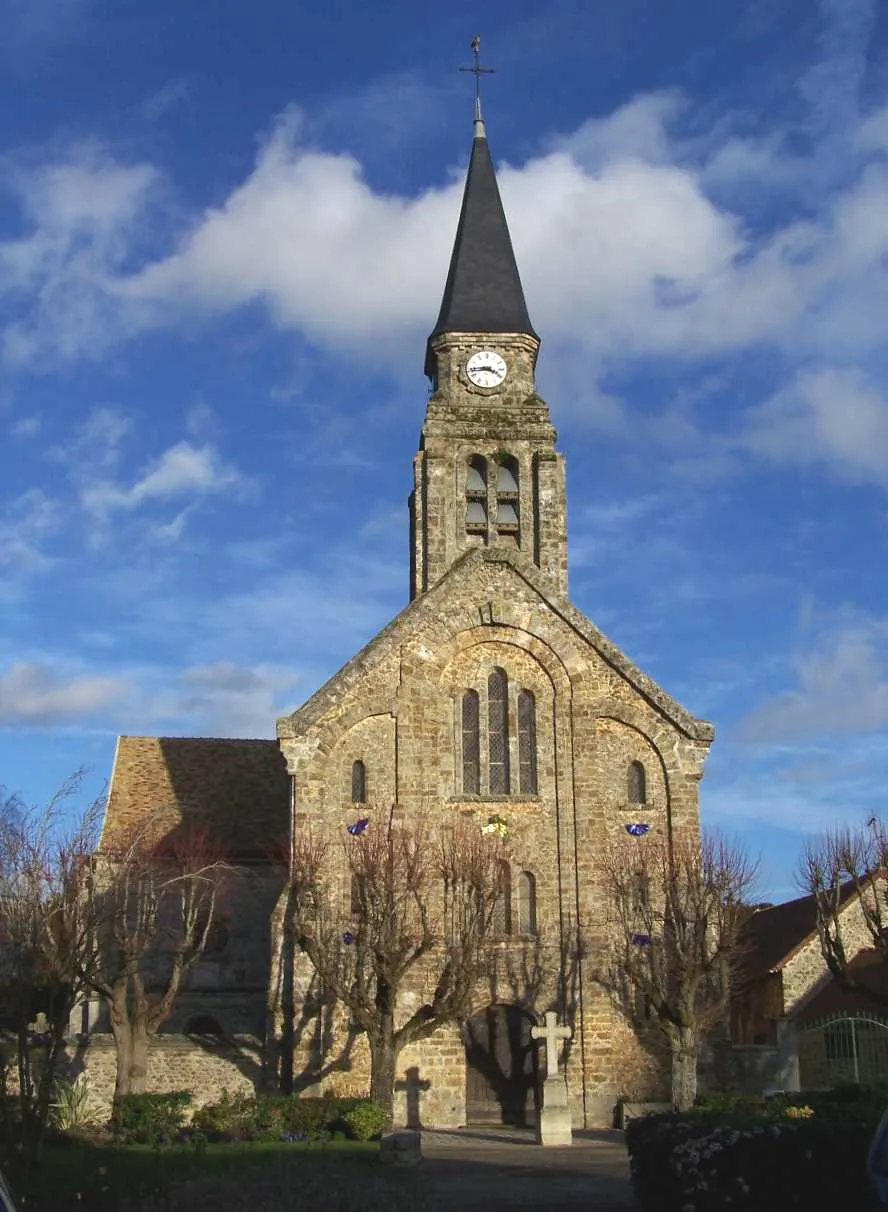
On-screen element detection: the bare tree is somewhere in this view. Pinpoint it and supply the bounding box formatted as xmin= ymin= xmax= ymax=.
xmin=799 ymin=817 xmax=888 ymax=998
xmin=88 ymin=821 xmax=229 ymax=1110
xmin=0 ymin=772 xmax=104 ymax=1161
xmin=286 ymin=815 xmax=508 ymax=1125
xmin=598 ymin=832 xmax=756 ymax=1110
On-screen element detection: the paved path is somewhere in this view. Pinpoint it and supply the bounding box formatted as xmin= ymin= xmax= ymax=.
xmin=414 ymin=1127 xmax=639 ymax=1211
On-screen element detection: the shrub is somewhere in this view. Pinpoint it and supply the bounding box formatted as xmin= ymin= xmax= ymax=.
xmin=50 ymin=1072 xmax=101 ymax=1130
xmin=116 ymin=1091 xmax=192 ymax=1144
xmin=694 ymin=1091 xmax=766 ymax=1116
xmin=768 ymin=1081 xmax=888 ymax=1124
xmin=190 ymin=1092 xmax=375 ymax=1144
xmin=340 ymin=1099 xmax=387 ymax=1142
xmin=627 ymin=1109 xmax=874 ymax=1212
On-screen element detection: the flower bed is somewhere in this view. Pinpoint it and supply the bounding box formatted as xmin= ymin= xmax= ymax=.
xmin=626 ymin=1100 xmax=877 ymax=1212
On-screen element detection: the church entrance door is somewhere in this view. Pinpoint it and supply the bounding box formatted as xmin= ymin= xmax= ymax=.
xmin=464 ymin=1003 xmax=538 ymax=1126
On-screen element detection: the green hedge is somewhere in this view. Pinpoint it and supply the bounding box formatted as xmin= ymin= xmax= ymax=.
xmin=190 ymin=1092 xmax=386 ymax=1143
xmin=116 ymin=1091 xmax=193 ymax=1143
xmin=626 ymin=1105 xmax=876 ymax=1212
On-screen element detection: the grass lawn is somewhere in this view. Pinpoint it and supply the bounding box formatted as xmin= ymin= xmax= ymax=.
xmin=8 ymin=1138 xmax=426 ymax=1211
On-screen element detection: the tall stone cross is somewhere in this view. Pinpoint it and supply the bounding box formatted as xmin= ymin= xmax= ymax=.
xmin=531 ymin=1011 xmax=571 ymax=1080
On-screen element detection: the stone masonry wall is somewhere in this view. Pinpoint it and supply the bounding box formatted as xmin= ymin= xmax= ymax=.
xmin=782 ymin=896 xmax=876 ymax=1013
xmin=68 ymin=1035 xmax=263 ymax=1120
xmin=276 ymin=549 xmax=711 ymax=1130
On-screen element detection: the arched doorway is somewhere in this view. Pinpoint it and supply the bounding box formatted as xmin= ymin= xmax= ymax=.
xmin=463 ymin=1003 xmax=538 ymax=1126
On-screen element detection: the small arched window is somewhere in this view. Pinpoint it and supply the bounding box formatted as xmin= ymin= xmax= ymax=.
xmin=462 ymin=690 xmax=481 ymax=795
xmin=488 ymin=668 xmax=510 ymax=794
xmin=351 ymin=760 xmax=367 ymax=804
xmin=350 ymin=874 xmax=363 ymax=917
xmin=517 ymin=689 xmax=538 ymax=794
xmin=492 ymin=860 xmax=512 ymax=936
xmin=496 ymin=457 xmax=519 ymax=529
xmin=517 ymin=872 xmax=537 ymax=936
xmin=627 ymin=760 xmax=647 ymax=805
xmin=466 ymin=456 xmax=487 ymax=533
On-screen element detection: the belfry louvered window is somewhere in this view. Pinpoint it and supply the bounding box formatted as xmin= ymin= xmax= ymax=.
xmin=462 ymin=690 xmax=481 ymax=794
xmin=517 ymin=689 xmax=538 ymax=794
xmin=488 ymin=667 xmax=510 ymax=794
xmin=351 ymin=760 xmax=366 ymax=804
xmin=495 ymin=457 xmax=519 ymax=529
xmin=466 ymin=456 xmax=487 ymax=533
xmin=627 ymin=760 xmax=646 ymax=805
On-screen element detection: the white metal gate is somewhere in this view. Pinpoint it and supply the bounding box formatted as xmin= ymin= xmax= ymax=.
xmin=799 ymin=1013 xmax=888 ymax=1087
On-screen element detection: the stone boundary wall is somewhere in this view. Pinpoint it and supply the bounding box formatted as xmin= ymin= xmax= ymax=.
xmin=66 ymin=1034 xmax=264 ymax=1119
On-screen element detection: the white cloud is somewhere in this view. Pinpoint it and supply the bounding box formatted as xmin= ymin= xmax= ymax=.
xmin=140 ymin=78 xmax=193 ymax=124
xmin=0 ymin=489 xmax=60 ymax=573
xmin=10 ymin=415 xmax=41 ymax=439
xmin=2 ymin=70 xmax=888 ymax=497
xmin=81 ymin=441 xmax=245 ymax=516
xmin=0 ymin=146 xmax=160 ymax=364
xmin=104 ymin=94 xmax=888 ymax=380
xmin=0 ymin=654 xmax=299 ymax=736
xmin=743 ymin=367 xmax=888 ymax=485
xmin=551 ymin=91 xmax=686 ymax=169
xmin=51 ymin=405 xmax=132 ymax=471
xmin=741 ymin=619 xmax=888 ymax=741
xmin=171 ymin=662 xmax=301 ymax=736
xmin=0 ymin=661 xmax=127 ymax=725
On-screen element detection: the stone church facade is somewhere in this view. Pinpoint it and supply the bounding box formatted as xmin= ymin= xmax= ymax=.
xmin=94 ymin=112 xmax=714 ymax=1129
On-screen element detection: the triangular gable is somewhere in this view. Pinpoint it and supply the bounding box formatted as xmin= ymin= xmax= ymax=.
xmin=278 ymin=547 xmax=713 ymax=742
xmin=742 ymin=880 xmax=860 ymax=979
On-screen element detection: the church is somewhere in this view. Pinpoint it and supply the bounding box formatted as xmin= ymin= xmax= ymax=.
xmin=98 ymin=100 xmax=715 ymax=1129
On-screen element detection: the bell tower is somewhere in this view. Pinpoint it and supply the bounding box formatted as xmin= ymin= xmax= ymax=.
xmin=409 ymin=84 xmax=567 ymax=601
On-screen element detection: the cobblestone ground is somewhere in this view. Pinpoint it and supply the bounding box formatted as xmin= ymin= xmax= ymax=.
xmin=415 ymin=1128 xmax=640 ymax=1211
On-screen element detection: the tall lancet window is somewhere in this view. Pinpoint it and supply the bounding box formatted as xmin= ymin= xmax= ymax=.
xmin=517 ymin=872 xmax=537 ymax=936
xmin=495 ymin=457 xmax=520 ymax=531
xmin=492 ymin=860 xmax=512 ymax=936
xmin=627 ymin=760 xmax=647 ymax=805
xmin=466 ymin=456 xmax=487 ymax=534
xmin=517 ymin=690 xmax=538 ymax=794
xmin=488 ymin=667 xmax=510 ymax=794
xmin=462 ymin=690 xmax=481 ymax=795
xmin=351 ymin=760 xmax=366 ymax=804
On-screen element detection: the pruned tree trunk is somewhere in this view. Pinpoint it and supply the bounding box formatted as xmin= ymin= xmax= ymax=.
xmin=110 ymin=1013 xmax=151 ymax=1103
xmin=669 ymin=1025 xmax=698 ymax=1111
xmin=368 ymin=1026 xmax=398 ymax=1128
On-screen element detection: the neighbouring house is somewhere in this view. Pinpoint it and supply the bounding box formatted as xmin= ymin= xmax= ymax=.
xmin=730 ymin=884 xmax=888 ymax=1092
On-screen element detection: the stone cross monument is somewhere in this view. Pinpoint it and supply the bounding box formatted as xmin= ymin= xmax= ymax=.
xmin=531 ymin=1011 xmax=573 ymax=1146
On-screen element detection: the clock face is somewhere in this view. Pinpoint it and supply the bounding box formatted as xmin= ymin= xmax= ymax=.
xmin=466 ymin=350 xmax=508 ymax=388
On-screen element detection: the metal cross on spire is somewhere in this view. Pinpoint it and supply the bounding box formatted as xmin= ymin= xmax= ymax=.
xmin=459 ymin=34 xmax=495 ymax=136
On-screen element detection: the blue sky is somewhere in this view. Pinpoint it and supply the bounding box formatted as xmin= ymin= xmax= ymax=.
xmin=1 ymin=0 xmax=887 ymax=902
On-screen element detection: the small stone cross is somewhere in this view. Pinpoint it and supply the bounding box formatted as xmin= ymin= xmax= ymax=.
xmin=531 ymin=1011 xmax=571 ymax=1080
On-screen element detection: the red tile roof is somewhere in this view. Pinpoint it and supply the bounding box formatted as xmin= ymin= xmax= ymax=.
xmin=101 ymin=736 xmax=290 ymax=861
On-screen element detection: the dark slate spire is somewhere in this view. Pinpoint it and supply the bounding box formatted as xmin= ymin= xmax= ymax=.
xmin=426 ymin=122 xmax=538 ymax=375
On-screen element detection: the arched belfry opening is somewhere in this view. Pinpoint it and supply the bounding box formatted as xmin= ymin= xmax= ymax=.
xmin=463 ymin=1003 xmax=539 ymax=1126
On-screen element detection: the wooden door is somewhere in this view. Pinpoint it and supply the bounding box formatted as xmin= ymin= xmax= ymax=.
xmin=464 ymin=1004 xmax=538 ymax=1126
